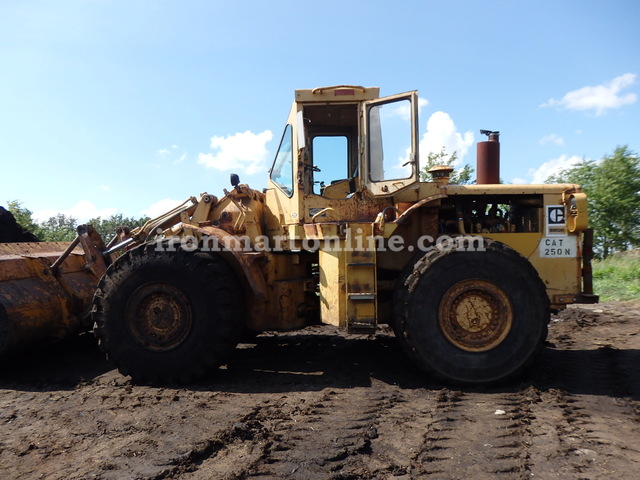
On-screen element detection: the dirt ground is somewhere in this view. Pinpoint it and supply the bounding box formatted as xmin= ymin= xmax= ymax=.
xmin=1 ymin=301 xmax=639 ymax=480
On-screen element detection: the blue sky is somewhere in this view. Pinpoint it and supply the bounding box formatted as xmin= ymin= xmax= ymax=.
xmin=1 ymin=0 xmax=638 ymax=222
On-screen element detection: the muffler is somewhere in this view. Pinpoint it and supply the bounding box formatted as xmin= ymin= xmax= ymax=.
xmin=477 ymin=130 xmax=500 ymax=184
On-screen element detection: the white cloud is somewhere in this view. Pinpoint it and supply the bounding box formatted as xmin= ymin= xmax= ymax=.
xmin=173 ymin=152 xmax=187 ymax=165
xmin=539 ymin=133 xmax=565 ymax=146
xmin=33 ymin=200 xmax=118 ymax=223
xmin=419 ymin=111 xmax=474 ymax=165
xmin=198 ymin=130 xmax=273 ymax=175
xmin=157 ymin=145 xmax=187 ymax=165
xmin=141 ymin=198 xmax=183 ymax=219
xmin=387 ymin=97 xmax=429 ymax=121
xmin=527 ymin=154 xmax=583 ymax=184
xmin=541 ymin=73 xmax=637 ymax=116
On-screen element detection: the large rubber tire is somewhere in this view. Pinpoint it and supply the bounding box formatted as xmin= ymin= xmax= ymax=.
xmin=93 ymin=244 xmax=243 ymax=384
xmin=393 ymin=238 xmax=549 ymax=385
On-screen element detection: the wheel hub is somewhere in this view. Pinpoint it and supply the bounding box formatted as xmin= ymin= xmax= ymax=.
xmin=438 ymin=279 xmax=513 ymax=352
xmin=126 ymin=283 xmax=193 ymax=351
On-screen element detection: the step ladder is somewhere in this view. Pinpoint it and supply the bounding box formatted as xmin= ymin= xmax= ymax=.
xmin=345 ymin=225 xmax=377 ymax=334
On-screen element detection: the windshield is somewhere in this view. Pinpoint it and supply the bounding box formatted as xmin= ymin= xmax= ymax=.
xmin=269 ymin=124 xmax=294 ymax=196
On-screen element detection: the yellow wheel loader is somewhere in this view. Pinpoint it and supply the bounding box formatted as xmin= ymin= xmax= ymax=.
xmin=0 ymin=86 xmax=597 ymax=384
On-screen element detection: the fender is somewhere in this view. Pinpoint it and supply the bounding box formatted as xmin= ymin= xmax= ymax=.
xmin=392 ymin=193 xmax=447 ymax=225
xmin=188 ymin=225 xmax=269 ymax=305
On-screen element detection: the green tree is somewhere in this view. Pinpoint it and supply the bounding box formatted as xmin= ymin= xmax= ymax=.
xmin=6 ymin=200 xmax=44 ymax=240
xmin=5 ymin=201 xmax=151 ymax=243
xmin=87 ymin=214 xmax=150 ymax=241
xmin=547 ymin=146 xmax=640 ymax=258
xmin=420 ymin=148 xmax=474 ymax=185
xmin=38 ymin=214 xmax=78 ymax=242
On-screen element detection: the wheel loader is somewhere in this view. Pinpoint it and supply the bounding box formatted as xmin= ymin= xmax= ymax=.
xmin=0 ymin=85 xmax=597 ymax=384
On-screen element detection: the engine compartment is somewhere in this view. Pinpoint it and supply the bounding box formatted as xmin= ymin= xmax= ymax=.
xmin=438 ymin=194 xmax=542 ymax=235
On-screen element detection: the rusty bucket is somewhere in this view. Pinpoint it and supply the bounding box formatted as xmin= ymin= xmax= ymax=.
xmin=0 ymin=242 xmax=100 ymax=355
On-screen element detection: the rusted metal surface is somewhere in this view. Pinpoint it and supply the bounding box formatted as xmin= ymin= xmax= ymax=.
xmin=0 ymin=242 xmax=76 ymax=257
xmin=50 ymin=237 xmax=81 ymax=274
xmin=303 ymin=188 xmax=393 ymax=224
xmin=438 ymin=279 xmax=513 ymax=352
xmin=126 ymin=283 xmax=193 ymax=351
xmin=0 ymin=242 xmax=100 ymax=355
xmin=392 ymin=194 xmax=447 ymax=226
xmin=115 ymin=226 xmax=133 ymax=246
xmin=477 ymin=130 xmax=500 ymax=185
xmin=77 ymin=225 xmax=108 ymax=278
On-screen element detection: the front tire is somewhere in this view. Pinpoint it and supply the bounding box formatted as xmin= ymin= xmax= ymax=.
xmin=93 ymin=244 xmax=242 ymax=384
xmin=393 ymin=239 xmax=549 ymax=384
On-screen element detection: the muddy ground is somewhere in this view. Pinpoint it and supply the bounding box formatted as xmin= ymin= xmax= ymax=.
xmin=1 ymin=302 xmax=639 ymax=480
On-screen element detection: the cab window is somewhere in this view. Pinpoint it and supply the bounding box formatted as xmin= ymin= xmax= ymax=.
xmin=270 ymin=124 xmax=294 ymax=196
xmin=311 ymin=135 xmax=348 ymax=194
xmin=368 ymin=98 xmax=413 ymax=181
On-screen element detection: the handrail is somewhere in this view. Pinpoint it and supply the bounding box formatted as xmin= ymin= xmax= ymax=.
xmin=311 ymin=85 xmax=367 ymax=94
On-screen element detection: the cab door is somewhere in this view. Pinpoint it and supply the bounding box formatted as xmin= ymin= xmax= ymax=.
xmin=362 ymin=91 xmax=419 ymax=196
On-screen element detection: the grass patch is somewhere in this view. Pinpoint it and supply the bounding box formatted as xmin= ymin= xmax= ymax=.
xmin=592 ymin=249 xmax=640 ymax=301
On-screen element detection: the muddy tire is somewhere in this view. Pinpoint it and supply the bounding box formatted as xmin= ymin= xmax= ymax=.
xmin=93 ymin=244 xmax=243 ymax=384
xmin=393 ymin=238 xmax=549 ymax=385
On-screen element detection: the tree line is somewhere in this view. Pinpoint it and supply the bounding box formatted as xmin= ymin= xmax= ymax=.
xmin=5 ymin=200 xmax=149 ymax=243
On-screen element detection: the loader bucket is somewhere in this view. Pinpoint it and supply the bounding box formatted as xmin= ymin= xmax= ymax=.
xmin=0 ymin=242 xmax=101 ymax=355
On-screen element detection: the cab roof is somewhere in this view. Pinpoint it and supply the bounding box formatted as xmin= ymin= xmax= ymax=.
xmin=295 ymin=85 xmax=380 ymax=103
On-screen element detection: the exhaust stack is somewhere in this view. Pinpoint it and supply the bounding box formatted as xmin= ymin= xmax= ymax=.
xmin=477 ymin=130 xmax=500 ymax=184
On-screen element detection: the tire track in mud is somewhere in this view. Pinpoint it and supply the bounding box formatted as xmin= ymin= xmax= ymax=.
xmin=166 ymin=381 xmax=436 ymax=479
xmin=245 ymin=386 xmax=394 ymax=479
xmin=526 ymin=340 xmax=640 ymax=479
xmin=394 ymin=389 xmax=534 ymax=479
xmin=139 ymin=382 xmax=407 ymax=479
xmin=236 ymin=385 xmax=539 ymax=480
xmin=146 ymin=405 xmax=275 ymax=480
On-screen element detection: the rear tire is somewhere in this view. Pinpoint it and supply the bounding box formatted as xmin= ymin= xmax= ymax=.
xmin=93 ymin=244 xmax=242 ymax=384
xmin=393 ymin=239 xmax=549 ymax=385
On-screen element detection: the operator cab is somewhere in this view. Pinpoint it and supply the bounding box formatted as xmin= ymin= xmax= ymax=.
xmin=268 ymin=86 xmax=420 ymax=224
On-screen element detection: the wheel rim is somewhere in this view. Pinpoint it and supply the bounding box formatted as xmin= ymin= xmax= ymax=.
xmin=438 ymin=279 xmax=513 ymax=352
xmin=126 ymin=283 xmax=193 ymax=351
